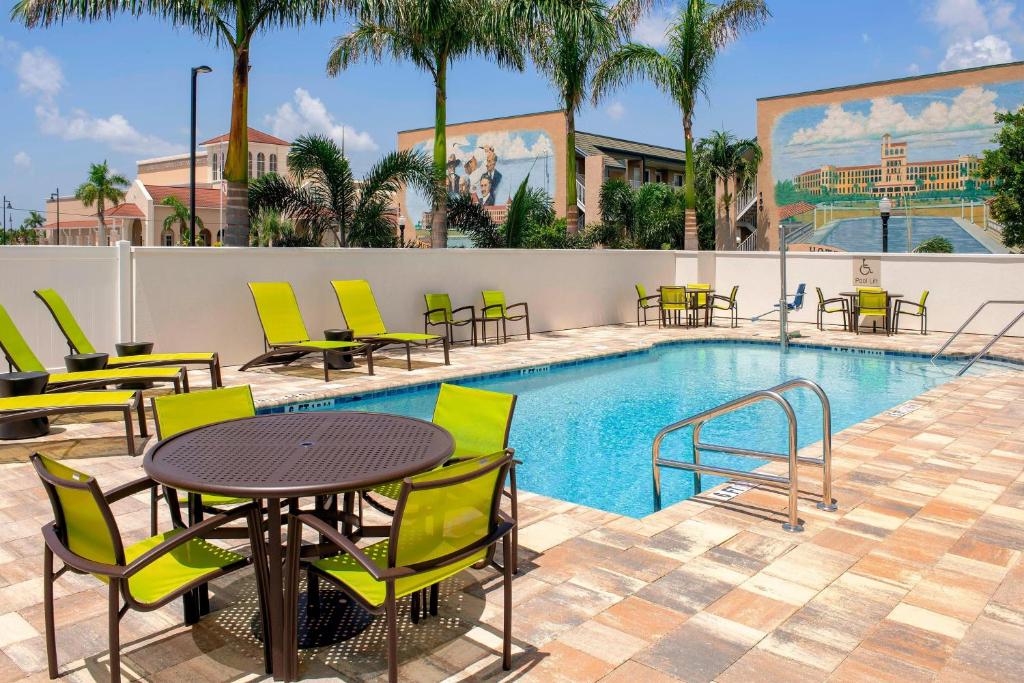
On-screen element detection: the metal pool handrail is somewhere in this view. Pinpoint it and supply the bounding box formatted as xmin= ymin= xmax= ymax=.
xmin=930 ymin=300 xmax=1024 ymax=376
xmin=651 ymin=378 xmax=836 ymax=532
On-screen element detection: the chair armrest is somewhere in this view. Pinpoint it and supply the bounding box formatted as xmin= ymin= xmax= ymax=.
xmin=711 ymin=294 xmax=733 ymax=304
xmin=423 ymin=307 xmax=448 ymax=321
xmin=42 ymin=523 xmax=125 ymax=578
xmin=822 ymin=297 xmax=848 ymax=306
xmin=123 ymin=503 xmax=258 ymax=578
xmin=638 ymin=295 xmax=661 ymax=303
xmin=105 ymin=476 xmax=158 ymax=504
xmin=399 ymin=520 xmax=515 ymax=575
xmin=450 ymin=305 xmax=476 ymax=318
xmin=481 ymin=303 xmax=505 ymax=316
xmin=505 ymin=302 xmax=528 ymax=313
xmin=292 ymin=512 xmax=402 ymax=581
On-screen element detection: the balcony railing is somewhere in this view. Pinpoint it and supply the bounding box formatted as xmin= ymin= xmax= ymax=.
xmin=737 ymin=232 xmax=757 ymax=251
xmin=733 ymin=179 xmax=758 ymax=221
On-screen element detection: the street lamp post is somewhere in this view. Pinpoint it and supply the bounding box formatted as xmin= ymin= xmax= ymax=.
xmin=50 ymin=190 xmax=60 ymax=245
xmin=190 ymin=65 xmax=213 ymax=247
xmin=398 ymin=213 xmax=406 ymax=247
xmin=879 ymin=196 xmax=892 ymax=253
xmin=2 ymin=196 xmax=10 ymax=239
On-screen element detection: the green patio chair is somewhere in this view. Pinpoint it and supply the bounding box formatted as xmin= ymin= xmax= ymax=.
xmin=481 ymin=290 xmax=531 ymax=343
xmin=332 ymin=279 xmax=449 ymax=370
xmin=815 ymin=287 xmax=849 ymax=331
xmin=687 ymin=283 xmax=712 ymax=326
xmin=285 ymin=452 xmax=515 ymax=683
xmin=635 ymin=284 xmax=660 ymax=326
xmin=1 ymin=390 xmax=147 ymax=455
xmin=423 ymin=293 xmax=476 ymax=345
xmin=32 ymin=453 xmax=261 ymax=682
xmin=659 ymin=286 xmax=688 ymax=327
xmin=854 ymin=289 xmax=890 ymax=335
xmin=241 ymin=282 xmax=374 ymax=381
xmin=0 ymin=304 xmax=189 ymax=394
xmin=710 ymin=285 xmax=740 ymax=328
xmin=33 ymin=289 xmax=223 ymax=388
xmin=893 ymin=290 xmax=929 ymax=335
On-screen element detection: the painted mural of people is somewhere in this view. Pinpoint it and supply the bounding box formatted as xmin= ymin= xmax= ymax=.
xmin=480 ymin=145 xmax=502 ymax=195
xmin=445 ymin=154 xmax=461 ymax=193
xmin=459 ymin=176 xmax=471 ymax=195
xmin=478 ymin=176 xmax=496 ymax=206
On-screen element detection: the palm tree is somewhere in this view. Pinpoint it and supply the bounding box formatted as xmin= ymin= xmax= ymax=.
xmin=12 ymin=0 xmax=337 ymax=247
xmin=74 ymin=161 xmax=128 ymax=246
xmin=161 ymin=196 xmax=205 ymax=245
xmin=328 ymin=0 xmax=525 ymax=248
xmin=249 ymin=134 xmax=439 ymax=248
xmin=700 ymin=129 xmax=761 ymax=233
xmin=21 ymin=210 xmax=45 ymax=230
xmin=592 ymin=0 xmax=769 ymax=249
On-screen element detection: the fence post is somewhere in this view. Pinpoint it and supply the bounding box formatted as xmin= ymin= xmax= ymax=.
xmin=115 ymin=240 xmax=133 ymax=343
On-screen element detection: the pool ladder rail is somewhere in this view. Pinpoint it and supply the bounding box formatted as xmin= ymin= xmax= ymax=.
xmin=929 ymin=299 xmax=1024 ymax=376
xmin=652 ymin=378 xmax=837 ymax=533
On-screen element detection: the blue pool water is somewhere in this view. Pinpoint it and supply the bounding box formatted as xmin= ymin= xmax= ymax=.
xmin=811 ymin=216 xmax=991 ymax=253
xmin=293 ymin=342 xmax=961 ymax=517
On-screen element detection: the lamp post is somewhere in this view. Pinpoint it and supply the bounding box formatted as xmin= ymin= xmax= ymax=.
xmin=778 ymin=222 xmax=789 ymax=353
xmin=190 ymin=65 xmax=213 ymax=247
xmin=2 ymin=197 xmax=10 ymax=239
xmin=50 ymin=190 xmax=60 ymax=245
xmin=398 ymin=213 xmax=406 ymax=247
xmin=879 ymin=196 xmax=892 ymax=253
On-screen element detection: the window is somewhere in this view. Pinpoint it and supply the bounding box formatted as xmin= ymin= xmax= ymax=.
xmin=257 ymin=152 xmax=265 ymax=176
xmin=269 ymin=154 xmax=278 ymax=174
xmin=161 ymin=228 xmax=174 ymax=246
xmin=211 ymin=152 xmax=219 ymax=181
xmin=248 ymin=152 xmax=253 ymax=178
xmin=674 ymin=174 xmax=683 ymax=187
xmin=643 ymin=169 xmax=650 ymax=183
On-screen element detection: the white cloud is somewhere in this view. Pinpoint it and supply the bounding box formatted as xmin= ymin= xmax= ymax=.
xmin=266 ymin=88 xmax=377 ymax=151
xmin=13 ymin=151 xmax=30 ymax=168
xmin=939 ymin=34 xmax=1014 ymax=69
xmin=606 ymin=101 xmax=626 ymax=121
xmin=17 ymin=47 xmax=63 ymax=100
xmin=788 ymin=86 xmax=999 ymax=145
xmin=633 ymin=8 xmax=675 ymax=48
xmin=907 ymin=62 xmax=921 ymax=74
xmin=35 ymin=104 xmax=178 ymax=155
xmin=861 ymin=33 xmax=871 ymax=43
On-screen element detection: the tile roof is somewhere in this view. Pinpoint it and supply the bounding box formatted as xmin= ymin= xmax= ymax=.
xmin=778 ymin=201 xmax=815 ymax=221
xmin=146 ymin=185 xmax=224 ymax=209
xmin=200 ymin=127 xmax=290 ymax=146
xmin=106 ymin=203 xmax=145 ymax=218
xmin=42 ymin=219 xmax=97 ymax=229
xmin=575 ymin=131 xmax=685 ymax=165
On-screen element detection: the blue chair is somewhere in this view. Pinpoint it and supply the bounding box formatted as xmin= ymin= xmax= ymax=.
xmin=774 ymin=283 xmax=806 ymax=313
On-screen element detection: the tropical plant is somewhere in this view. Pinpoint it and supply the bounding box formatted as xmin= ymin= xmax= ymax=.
xmin=977 ymin=108 xmax=1024 ymax=249
xmin=12 ymin=0 xmax=338 ymax=247
xmin=503 ymin=176 xmax=557 ymax=248
xmin=73 ymin=161 xmax=128 ymax=246
xmin=915 ymin=236 xmax=954 ymax=253
xmin=597 ymin=177 xmax=685 ymax=249
xmin=249 ymin=208 xmax=296 ymax=247
xmin=700 ymin=129 xmax=761 ymax=230
xmin=249 ymin=134 xmax=439 ymax=248
xmin=447 ymin=193 xmax=504 ymax=248
xmin=21 ymin=210 xmax=45 ymax=231
xmin=328 ymin=0 xmax=525 ymax=248
xmin=592 ymin=0 xmax=770 ymax=249
xmin=160 ymin=196 xmax=205 ymax=245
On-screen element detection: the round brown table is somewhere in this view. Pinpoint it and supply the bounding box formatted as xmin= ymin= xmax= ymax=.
xmin=144 ymin=411 xmax=454 ymax=679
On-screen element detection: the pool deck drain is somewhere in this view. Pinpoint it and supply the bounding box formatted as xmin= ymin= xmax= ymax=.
xmin=1 ymin=320 xmax=1022 ymax=681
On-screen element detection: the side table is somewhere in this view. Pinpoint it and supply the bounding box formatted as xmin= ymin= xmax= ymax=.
xmin=65 ymin=353 xmax=108 ymax=373
xmin=0 ymin=371 xmax=50 ymax=439
xmin=115 ymin=342 xmax=155 ymax=389
xmin=323 ymin=329 xmax=356 ymax=370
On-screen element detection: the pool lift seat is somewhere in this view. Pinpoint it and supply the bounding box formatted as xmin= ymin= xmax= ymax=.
xmin=751 ymin=283 xmax=805 ymax=322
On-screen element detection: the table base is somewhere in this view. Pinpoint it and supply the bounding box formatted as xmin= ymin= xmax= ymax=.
xmin=252 ymin=587 xmax=373 ymax=649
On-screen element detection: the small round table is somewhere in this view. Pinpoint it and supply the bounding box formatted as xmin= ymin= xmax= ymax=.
xmin=64 ymin=353 xmax=108 ymax=373
xmin=323 ymin=329 xmax=356 ymax=370
xmin=0 ymin=371 xmax=50 ymax=439
xmin=144 ymin=411 xmax=455 ymax=678
xmin=115 ymin=342 xmax=155 ymax=389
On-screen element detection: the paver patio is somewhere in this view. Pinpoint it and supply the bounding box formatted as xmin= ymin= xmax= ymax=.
xmin=1 ymin=319 xmax=1022 ymax=682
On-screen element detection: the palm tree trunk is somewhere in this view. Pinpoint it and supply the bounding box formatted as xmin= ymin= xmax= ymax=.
xmin=565 ymin=108 xmax=579 ymax=234
xmin=683 ymin=116 xmax=698 ymax=250
xmin=97 ymin=199 xmax=107 ymax=246
xmin=722 ymin=176 xmax=731 ymax=249
xmin=222 ymin=46 xmax=250 ymax=247
xmin=430 ymin=61 xmax=448 ymax=249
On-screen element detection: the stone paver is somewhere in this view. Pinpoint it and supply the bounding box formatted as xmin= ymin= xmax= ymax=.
xmin=1 ymin=319 xmax=1023 ymax=681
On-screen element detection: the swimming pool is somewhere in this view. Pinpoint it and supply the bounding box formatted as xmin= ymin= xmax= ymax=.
xmin=281 ymin=341 xmax=963 ymax=517
xmin=810 ymin=216 xmax=992 ymax=253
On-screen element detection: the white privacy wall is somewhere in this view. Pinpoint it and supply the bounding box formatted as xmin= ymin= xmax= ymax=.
xmin=0 ymin=246 xmax=119 ymax=368
xmin=132 ymin=247 xmax=681 ymax=365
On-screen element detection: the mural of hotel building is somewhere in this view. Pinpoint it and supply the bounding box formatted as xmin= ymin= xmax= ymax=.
xmin=793 ymin=134 xmax=982 ymax=197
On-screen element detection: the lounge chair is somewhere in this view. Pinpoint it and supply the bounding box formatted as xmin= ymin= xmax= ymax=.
xmin=285 ymin=452 xmax=515 ymax=683
xmin=33 ymin=288 xmax=222 ymax=388
xmin=816 ymin=287 xmax=849 ymax=331
xmin=1 ymin=390 xmax=147 ymax=455
xmin=710 ymin=285 xmax=739 ymax=328
xmin=240 ymin=282 xmax=374 ymax=381
xmin=481 ymin=290 xmax=531 ymax=343
xmin=635 ymin=284 xmax=660 ymax=326
xmin=32 ymin=454 xmax=260 ymax=681
xmin=0 ymin=304 xmax=188 ymax=393
xmin=423 ymin=293 xmax=477 ymax=345
xmin=894 ymin=291 xmax=929 ymax=335
xmin=332 ymin=279 xmax=449 ymax=370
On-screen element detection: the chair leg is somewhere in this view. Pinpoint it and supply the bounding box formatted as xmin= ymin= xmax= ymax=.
xmin=150 ymin=487 xmax=158 ymax=536
xmin=442 ymin=336 xmax=450 ymax=365
xmin=429 ymin=584 xmax=439 ymax=616
xmin=410 ymin=590 xmax=420 ymax=624
xmin=44 ymin=545 xmax=58 ymax=679
xmin=502 ymin=536 xmax=513 ymax=671
xmin=405 ymin=343 xmax=412 ymax=371
xmin=525 ymin=314 xmax=531 ymax=340
xmin=509 ymin=466 xmax=519 ymax=575
xmin=502 ymin=318 xmax=508 ymax=344
xmin=108 ymin=579 xmax=121 ymax=683
xmin=385 ymin=584 xmax=399 ymax=683
xmin=123 ymin=408 xmax=136 ymax=457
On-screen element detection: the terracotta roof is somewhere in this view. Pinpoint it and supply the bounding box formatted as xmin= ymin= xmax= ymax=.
xmin=146 ymin=185 xmax=223 ymax=209
xmin=778 ymin=201 xmax=815 ymax=221
xmin=106 ymin=203 xmax=145 ymax=218
xmin=42 ymin=219 xmax=97 ymax=229
xmin=200 ymin=127 xmax=290 ymax=146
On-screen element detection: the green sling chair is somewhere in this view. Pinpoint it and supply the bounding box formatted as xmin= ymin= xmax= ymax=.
xmin=687 ymin=283 xmax=712 ymax=326
xmin=284 ymin=452 xmax=515 ymax=683
xmin=481 ymin=290 xmax=531 ymax=344
xmin=815 ymin=287 xmax=849 ymax=331
xmin=241 ymin=282 xmax=374 ymax=381
xmin=893 ymin=290 xmax=929 ymax=335
xmin=2 ymin=390 xmax=147 ymax=455
xmin=33 ymin=288 xmax=223 ymax=388
xmin=332 ymin=279 xmax=449 ymax=370
xmin=32 ymin=453 xmax=262 ymax=682
xmin=0 ymin=303 xmax=189 ymax=393
xmin=423 ymin=293 xmax=477 ymax=345
xmin=659 ymin=286 xmax=688 ymax=327
xmin=855 ymin=289 xmax=891 ymax=335
xmin=635 ymin=284 xmax=660 ymax=326
xmin=710 ymin=285 xmax=740 ymax=328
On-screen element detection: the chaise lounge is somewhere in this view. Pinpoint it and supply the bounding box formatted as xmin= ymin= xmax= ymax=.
xmin=1 ymin=390 xmax=148 ymax=454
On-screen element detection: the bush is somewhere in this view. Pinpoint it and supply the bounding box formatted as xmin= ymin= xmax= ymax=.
xmin=915 ymin=236 xmax=954 ymax=253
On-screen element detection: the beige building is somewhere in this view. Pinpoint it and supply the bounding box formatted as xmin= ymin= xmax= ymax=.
xmin=42 ymin=128 xmax=292 ymax=246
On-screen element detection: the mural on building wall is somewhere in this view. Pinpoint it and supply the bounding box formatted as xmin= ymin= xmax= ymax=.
xmin=405 ymin=129 xmax=554 ymax=232
xmin=771 ymin=82 xmax=1024 ymax=209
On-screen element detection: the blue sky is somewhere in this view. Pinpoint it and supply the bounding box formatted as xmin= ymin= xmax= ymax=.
xmin=2 ymin=0 xmax=1023 ymax=226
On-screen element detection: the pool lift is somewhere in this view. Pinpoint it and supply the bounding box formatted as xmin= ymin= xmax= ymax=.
xmin=750 ymin=224 xmax=805 ymax=347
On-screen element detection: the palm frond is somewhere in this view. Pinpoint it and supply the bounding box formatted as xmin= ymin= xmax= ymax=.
xmin=592 ymin=42 xmax=675 ymax=105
